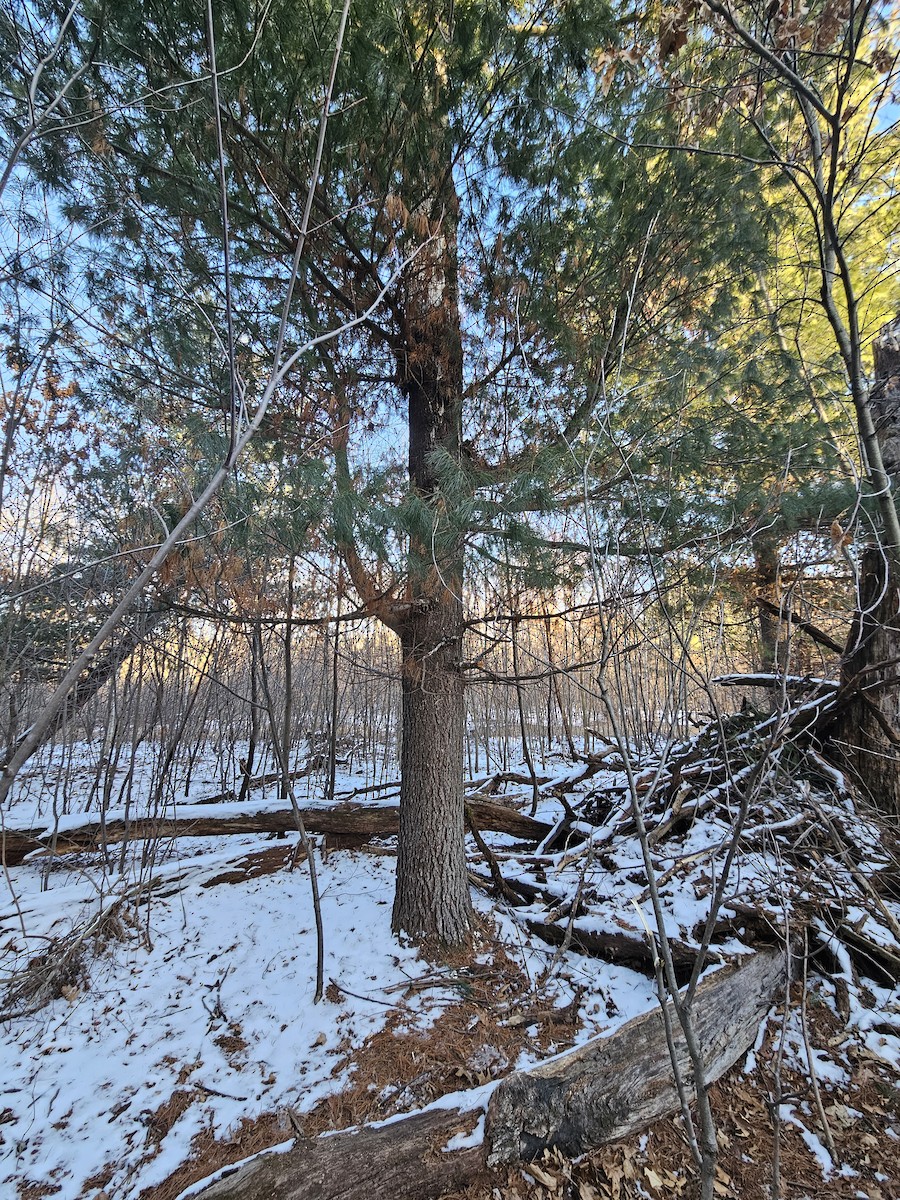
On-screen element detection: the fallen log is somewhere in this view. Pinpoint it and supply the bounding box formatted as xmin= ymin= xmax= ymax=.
xmin=182 ymin=946 xmax=789 ymax=1200
xmin=487 ymin=944 xmax=788 ymax=1163
xmin=1 ymin=800 xmax=553 ymax=867
xmin=187 ymin=1107 xmax=488 ymax=1200
xmin=522 ymin=916 xmax=700 ymax=981
xmin=821 ymin=912 xmax=900 ymax=986
xmin=713 ymin=672 xmax=838 ymax=691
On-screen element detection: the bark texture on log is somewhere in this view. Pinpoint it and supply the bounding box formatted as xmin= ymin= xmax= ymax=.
xmin=183 ymin=947 xmax=788 ymax=1200
xmin=1 ymin=799 xmax=551 ymax=867
xmin=486 ymin=945 xmax=787 ymax=1163
xmin=523 ymin=916 xmax=700 ymax=980
xmin=192 ymin=1107 xmax=486 ymax=1200
xmin=835 ymin=316 xmax=900 ymax=817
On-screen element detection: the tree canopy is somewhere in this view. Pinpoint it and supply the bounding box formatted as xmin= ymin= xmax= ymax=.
xmin=1 ymin=0 xmax=898 ymax=941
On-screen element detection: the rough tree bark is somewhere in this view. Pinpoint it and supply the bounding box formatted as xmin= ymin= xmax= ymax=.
xmin=834 ymin=317 xmax=900 ymax=817
xmin=389 ymin=176 xmax=473 ymax=945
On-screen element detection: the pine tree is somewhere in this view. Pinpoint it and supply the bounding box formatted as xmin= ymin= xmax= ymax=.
xmin=14 ymin=0 xmax=635 ymax=944
xmin=6 ymin=0 xmax=876 ymax=935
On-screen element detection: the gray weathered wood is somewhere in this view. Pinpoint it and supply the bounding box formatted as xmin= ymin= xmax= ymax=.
xmin=486 ymin=944 xmax=788 ymax=1163
xmin=192 ymin=1083 xmax=485 ymax=1200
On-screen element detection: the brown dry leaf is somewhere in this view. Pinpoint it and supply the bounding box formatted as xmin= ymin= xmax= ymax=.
xmin=713 ymin=1166 xmax=735 ymax=1198
xmin=824 ymin=1102 xmax=855 ymax=1128
xmin=545 ymin=1148 xmax=571 ymax=1178
xmin=858 ymin=1045 xmax=896 ymax=1069
xmin=621 ymin=1145 xmax=638 ymax=1181
xmin=603 ymin=1162 xmax=624 ymax=1200
xmin=733 ymin=1115 xmax=754 ymax=1137
xmin=600 ymin=61 xmax=618 ymax=97
xmin=872 ymin=45 xmax=895 ymax=73
xmin=578 ymin=1183 xmax=601 ymax=1200
xmin=61 ymin=983 xmax=79 ymax=1003
xmin=524 ymin=1162 xmax=558 ymax=1189
xmin=645 ymin=1166 xmax=664 ymax=1190
xmin=861 ymin=1101 xmax=887 ymax=1116
xmin=659 ymin=16 xmax=688 ymax=62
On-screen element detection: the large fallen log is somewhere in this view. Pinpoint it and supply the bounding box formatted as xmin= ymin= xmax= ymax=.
xmin=185 ymin=1107 xmax=488 ymax=1200
xmin=1 ymin=800 xmax=552 ymax=867
xmin=182 ymin=945 xmax=788 ymax=1200
xmin=487 ymin=943 xmax=787 ymax=1163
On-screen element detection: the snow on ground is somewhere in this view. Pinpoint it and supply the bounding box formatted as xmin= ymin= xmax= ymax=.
xmin=3 ymin=735 xmax=900 ymax=1199
xmin=1 ymin=740 xmax=660 ymax=1199
xmin=1 ymin=828 xmax=658 ymax=1199
xmin=4 ymin=841 xmax=418 ymax=1197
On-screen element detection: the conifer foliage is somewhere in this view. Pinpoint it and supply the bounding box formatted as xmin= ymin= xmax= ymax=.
xmin=1 ymin=0 xmax=898 ymax=940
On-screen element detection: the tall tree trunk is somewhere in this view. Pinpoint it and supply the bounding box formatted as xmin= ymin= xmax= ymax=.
xmin=833 ymin=317 xmax=900 ymax=817
xmin=753 ymin=543 xmax=782 ymax=673
xmin=390 ymin=179 xmax=474 ymax=945
xmin=394 ymin=595 xmax=471 ymax=942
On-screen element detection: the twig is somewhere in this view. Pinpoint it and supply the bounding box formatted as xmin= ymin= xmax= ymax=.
xmin=464 ymin=805 xmax=525 ymax=905
xmin=799 ymin=931 xmax=838 ymax=1165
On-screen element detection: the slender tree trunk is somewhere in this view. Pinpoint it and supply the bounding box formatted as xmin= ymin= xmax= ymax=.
xmin=510 ymin=613 xmax=541 ymax=816
xmin=281 ymin=554 xmax=296 ymax=800
xmin=1 ymin=603 xmax=170 ymax=771
xmin=833 ymin=317 xmax=900 ymax=816
xmin=544 ymin=610 xmax=577 ymax=758
xmin=390 ymin=175 xmax=474 ymax=945
xmin=754 ymin=543 xmax=782 ymax=674
xmin=325 ymin=568 xmax=341 ymax=806
xmin=239 ymin=617 xmax=262 ymax=803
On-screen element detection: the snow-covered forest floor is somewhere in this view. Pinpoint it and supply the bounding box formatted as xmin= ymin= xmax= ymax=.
xmin=2 ymin=730 xmax=900 ymax=1200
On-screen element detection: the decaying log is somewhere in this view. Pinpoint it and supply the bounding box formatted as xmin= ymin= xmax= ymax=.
xmin=522 ymin=916 xmax=700 ymax=980
xmin=486 ymin=944 xmax=788 ymax=1163
xmin=818 ymin=911 xmax=900 ymax=986
xmin=1 ymin=800 xmax=552 ymax=867
xmin=190 ymin=1107 xmax=487 ymax=1200
xmin=713 ymin=673 xmax=839 ymax=691
xmin=183 ymin=946 xmax=788 ymax=1200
